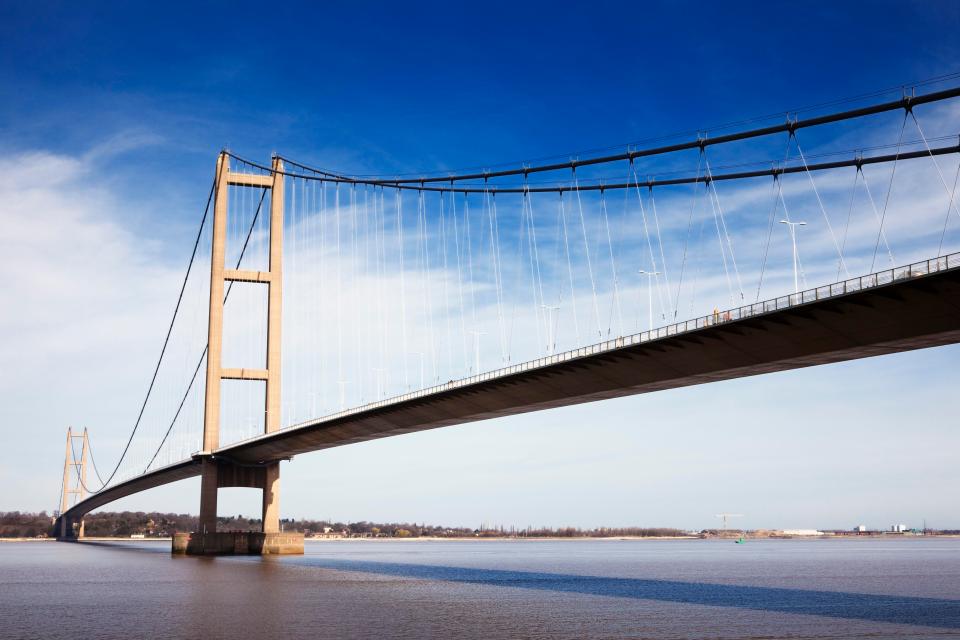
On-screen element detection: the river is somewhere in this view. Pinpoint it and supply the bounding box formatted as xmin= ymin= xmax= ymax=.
xmin=1 ymin=537 xmax=958 ymax=639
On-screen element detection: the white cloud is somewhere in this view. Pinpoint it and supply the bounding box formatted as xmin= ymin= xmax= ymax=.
xmin=0 ymin=144 xmax=191 ymax=505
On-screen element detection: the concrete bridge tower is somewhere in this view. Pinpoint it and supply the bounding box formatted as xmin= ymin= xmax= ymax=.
xmin=55 ymin=427 xmax=89 ymax=540
xmin=174 ymin=152 xmax=303 ymax=555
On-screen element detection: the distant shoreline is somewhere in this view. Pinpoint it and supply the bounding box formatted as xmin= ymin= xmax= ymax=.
xmin=3 ymin=534 xmax=957 ymax=543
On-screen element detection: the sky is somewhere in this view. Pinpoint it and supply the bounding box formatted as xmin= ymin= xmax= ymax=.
xmin=1 ymin=1 xmax=959 ymax=531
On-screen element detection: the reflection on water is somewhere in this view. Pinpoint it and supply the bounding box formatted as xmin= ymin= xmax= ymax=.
xmin=1 ymin=538 xmax=958 ymax=639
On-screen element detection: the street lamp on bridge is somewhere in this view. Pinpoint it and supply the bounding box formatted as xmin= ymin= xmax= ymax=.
xmin=638 ymin=269 xmax=661 ymax=332
xmin=779 ymin=219 xmax=807 ymax=295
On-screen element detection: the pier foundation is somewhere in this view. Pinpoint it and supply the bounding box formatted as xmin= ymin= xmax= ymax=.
xmin=178 ymin=457 xmax=302 ymax=555
xmin=172 ymin=531 xmax=304 ymax=555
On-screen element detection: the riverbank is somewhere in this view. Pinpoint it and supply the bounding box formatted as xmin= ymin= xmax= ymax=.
xmin=6 ymin=533 xmax=956 ymax=543
xmin=0 ymin=536 xmax=171 ymax=542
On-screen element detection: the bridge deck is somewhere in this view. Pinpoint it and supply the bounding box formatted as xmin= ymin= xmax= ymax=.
xmin=64 ymin=255 xmax=960 ymax=520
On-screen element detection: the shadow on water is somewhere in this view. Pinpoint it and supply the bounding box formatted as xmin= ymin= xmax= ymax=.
xmin=69 ymin=541 xmax=960 ymax=630
xmin=75 ymin=539 xmax=172 ymax=554
xmin=298 ymin=557 xmax=960 ymax=630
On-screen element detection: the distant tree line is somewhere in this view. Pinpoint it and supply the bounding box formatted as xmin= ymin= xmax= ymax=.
xmin=0 ymin=512 xmax=54 ymax=538
xmin=1 ymin=511 xmax=691 ymax=539
xmin=6 ymin=512 xmax=959 ymax=539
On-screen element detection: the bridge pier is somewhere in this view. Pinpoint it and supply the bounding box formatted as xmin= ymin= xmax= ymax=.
xmin=198 ymin=458 xmax=219 ymax=535
xmin=262 ymin=461 xmax=280 ymax=534
xmin=55 ymin=515 xmax=84 ymax=541
xmin=177 ymin=457 xmax=302 ymax=555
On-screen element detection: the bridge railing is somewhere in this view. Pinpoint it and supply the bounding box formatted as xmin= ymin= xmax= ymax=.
xmin=261 ymin=251 xmax=960 ymax=440
xmin=624 ymin=253 xmax=958 ymax=343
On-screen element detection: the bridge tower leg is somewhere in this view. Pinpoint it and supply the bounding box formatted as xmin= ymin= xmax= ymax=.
xmin=77 ymin=429 xmax=88 ymax=538
xmin=58 ymin=427 xmax=73 ymax=538
xmin=181 ymin=152 xmax=302 ymax=555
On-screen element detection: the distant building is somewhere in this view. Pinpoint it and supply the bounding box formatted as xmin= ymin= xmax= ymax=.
xmin=891 ymin=524 xmax=908 ymax=533
xmin=780 ymin=529 xmax=824 ymax=536
xmin=854 ymin=525 xmax=867 ymax=533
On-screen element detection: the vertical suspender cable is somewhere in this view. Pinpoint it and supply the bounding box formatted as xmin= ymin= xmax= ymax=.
xmin=464 ymin=193 xmax=478 ymax=364
xmin=572 ymin=168 xmax=603 ymax=338
xmin=526 ymin=183 xmax=546 ymax=352
xmin=599 ymin=187 xmax=623 ymax=336
xmin=672 ymin=149 xmax=704 ymax=320
xmin=520 ymin=186 xmax=542 ymax=355
xmin=869 ymin=112 xmax=907 ymax=273
xmin=558 ymin=191 xmax=580 ymax=345
xmin=647 ymin=185 xmax=673 ymax=320
xmin=836 ymin=167 xmax=860 ymax=282
xmin=439 ymin=191 xmax=454 ymax=377
xmin=938 ymin=149 xmax=960 ymax=256
xmin=450 ymin=189 xmax=469 ymax=374
xmin=908 ymin=114 xmax=960 ymax=255
xmin=793 ymin=130 xmax=851 ymax=278
xmin=703 ymin=163 xmax=735 ymax=306
xmin=489 ymin=191 xmax=507 ymax=363
xmin=396 ymin=190 xmax=410 ymax=388
xmin=755 ymin=174 xmax=782 ymax=301
xmin=335 ymin=184 xmax=344 ymax=408
xmin=704 ymin=155 xmax=744 ymax=302
xmin=631 ymin=161 xmax=669 ymax=321
xmin=860 ymin=167 xmax=896 ymax=267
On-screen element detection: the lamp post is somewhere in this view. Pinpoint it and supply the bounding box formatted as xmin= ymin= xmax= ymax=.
xmin=408 ymin=351 xmax=425 ymax=390
xmin=372 ymin=367 xmax=386 ymax=400
xmin=467 ymin=330 xmax=486 ymax=374
xmin=638 ymin=270 xmax=660 ymax=332
xmin=335 ymin=380 xmax=349 ymax=411
xmin=540 ymin=304 xmax=560 ymax=355
xmin=779 ymin=220 xmax=806 ymax=294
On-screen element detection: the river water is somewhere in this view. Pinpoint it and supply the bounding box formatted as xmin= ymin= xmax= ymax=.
xmin=1 ymin=537 xmax=958 ymax=639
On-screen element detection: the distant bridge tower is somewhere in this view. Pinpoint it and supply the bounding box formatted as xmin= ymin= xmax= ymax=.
xmin=57 ymin=427 xmax=89 ymax=539
xmin=180 ymin=151 xmax=301 ymax=554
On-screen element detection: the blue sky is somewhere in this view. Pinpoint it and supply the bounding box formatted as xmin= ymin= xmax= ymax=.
xmin=2 ymin=1 xmax=959 ymax=530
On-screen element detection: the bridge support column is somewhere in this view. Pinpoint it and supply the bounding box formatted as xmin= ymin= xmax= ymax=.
xmin=262 ymin=462 xmax=280 ymax=534
xmin=176 ymin=458 xmax=301 ymax=555
xmin=198 ymin=459 xmax=219 ymax=535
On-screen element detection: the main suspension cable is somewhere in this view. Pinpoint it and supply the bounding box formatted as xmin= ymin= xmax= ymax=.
xmin=229 ymin=140 xmax=960 ymax=196
xmin=143 ymin=187 xmax=270 ymax=474
xmin=278 ymin=85 xmax=960 ymax=185
xmin=80 ymin=178 xmax=216 ymax=493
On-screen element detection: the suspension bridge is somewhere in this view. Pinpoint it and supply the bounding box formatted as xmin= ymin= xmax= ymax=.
xmin=56 ymin=83 xmax=960 ymax=554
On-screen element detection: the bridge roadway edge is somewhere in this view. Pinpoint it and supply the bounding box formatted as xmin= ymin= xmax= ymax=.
xmin=60 ymin=265 xmax=960 ymax=527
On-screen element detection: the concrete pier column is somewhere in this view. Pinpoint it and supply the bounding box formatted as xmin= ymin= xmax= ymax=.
xmin=262 ymin=462 xmax=280 ymax=534
xmin=198 ymin=459 xmax=219 ymax=534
